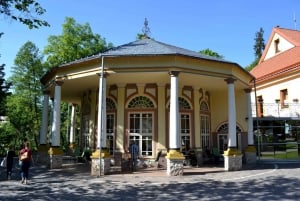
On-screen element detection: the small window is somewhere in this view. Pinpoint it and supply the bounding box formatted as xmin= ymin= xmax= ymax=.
xmin=257 ymin=96 xmax=264 ymax=117
xmin=280 ymin=89 xmax=288 ymax=108
xmin=274 ymin=39 xmax=280 ymax=53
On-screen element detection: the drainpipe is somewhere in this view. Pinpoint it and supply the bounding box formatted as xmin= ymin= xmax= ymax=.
xmin=253 ymin=78 xmax=261 ymax=161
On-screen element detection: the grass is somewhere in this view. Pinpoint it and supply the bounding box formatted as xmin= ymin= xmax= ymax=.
xmin=261 ymin=150 xmax=300 ymax=159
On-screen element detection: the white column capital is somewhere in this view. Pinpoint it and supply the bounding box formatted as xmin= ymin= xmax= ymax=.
xmin=97 ymin=72 xmax=108 ymax=78
xmin=54 ymin=80 xmax=64 ymax=86
xmin=169 ymin=71 xmax=180 ymax=77
xmin=225 ymin=78 xmax=236 ymax=84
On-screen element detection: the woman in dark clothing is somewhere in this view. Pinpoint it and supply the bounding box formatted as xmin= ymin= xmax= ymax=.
xmin=6 ymin=145 xmax=15 ymax=180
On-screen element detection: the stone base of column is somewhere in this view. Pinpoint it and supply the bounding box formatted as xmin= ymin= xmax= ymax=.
xmin=90 ymin=149 xmax=111 ymax=176
xmin=245 ymin=145 xmax=257 ymax=164
xmin=48 ymin=147 xmax=64 ymax=169
xmin=113 ymin=151 xmax=123 ymax=166
xmin=37 ymin=144 xmax=50 ymax=166
xmin=91 ymin=158 xmax=110 ymax=176
xmin=223 ymin=147 xmax=243 ymax=171
xmin=166 ymin=150 xmax=185 ymax=176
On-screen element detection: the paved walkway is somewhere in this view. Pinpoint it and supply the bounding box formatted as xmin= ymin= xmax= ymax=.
xmin=1 ymin=162 xmax=300 ymax=200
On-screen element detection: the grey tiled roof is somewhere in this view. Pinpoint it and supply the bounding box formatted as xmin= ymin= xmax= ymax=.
xmin=101 ymin=38 xmax=228 ymax=63
xmin=60 ymin=38 xmax=235 ymax=67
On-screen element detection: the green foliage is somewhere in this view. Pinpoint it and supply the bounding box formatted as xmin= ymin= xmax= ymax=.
xmin=44 ymin=17 xmax=113 ymax=67
xmin=136 ymin=33 xmax=145 ymax=40
xmin=0 ymin=34 xmax=12 ymax=116
xmin=245 ymin=27 xmax=265 ymax=71
xmin=6 ymin=41 xmax=45 ymax=148
xmin=244 ymin=58 xmax=259 ymax=72
xmin=0 ymin=64 xmax=11 ymax=116
xmin=0 ymin=122 xmax=18 ymax=155
xmin=254 ymin=27 xmax=265 ymax=60
xmin=199 ymin=48 xmax=224 ymax=59
xmin=0 ymin=0 xmax=49 ymax=29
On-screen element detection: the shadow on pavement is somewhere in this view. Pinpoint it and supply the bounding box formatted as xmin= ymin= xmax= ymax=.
xmin=0 ymin=162 xmax=299 ymax=201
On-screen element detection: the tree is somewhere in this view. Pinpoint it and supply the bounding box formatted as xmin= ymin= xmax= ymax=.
xmin=254 ymin=27 xmax=265 ymax=60
xmin=5 ymin=41 xmax=45 ymax=149
xmin=0 ymin=0 xmax=49 ymax=149
xmin=245 ymin=27 xmax=265 ymax=71
xmin=44 ymin=17 xmax=113 ymax=67
xmin=0 ymin=63 xmax=12 ymax=116
xmin=0 ymin=0 xmax=49 ymax=29
xmin=0 ymin=32 xmax=12 ymax=116
xmin=199 ymin=48 xmax=224 ymax=59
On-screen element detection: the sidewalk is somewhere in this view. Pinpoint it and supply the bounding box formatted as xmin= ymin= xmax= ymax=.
xmin=0 ymin=161 xmax=263 ymax=182
xmin=2 ymin=162 xmax=298 ymax=201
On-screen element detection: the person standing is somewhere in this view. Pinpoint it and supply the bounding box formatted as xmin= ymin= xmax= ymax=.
xmin=130 ymin=141 xmax=139 ymax=172
xmin=19 ymin=142 xmax=32 ymax=184
xmin=6 ymin=145 xmax=15 ymax=180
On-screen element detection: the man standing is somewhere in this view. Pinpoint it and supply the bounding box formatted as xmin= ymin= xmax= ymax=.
xmin=6 ymin=145 xmax=15 ymax=180
xmin=130 ymin=141 xmax=139 ymax=172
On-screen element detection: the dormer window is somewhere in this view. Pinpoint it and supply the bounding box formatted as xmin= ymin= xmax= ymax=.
xmin=274 ymin=39 xmax=280 ymax=53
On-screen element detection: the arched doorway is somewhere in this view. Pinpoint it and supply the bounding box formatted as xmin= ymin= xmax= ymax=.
xmin=216 ymin=123 xmax=242 ymax=154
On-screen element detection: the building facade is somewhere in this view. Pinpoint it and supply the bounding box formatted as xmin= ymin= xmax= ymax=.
xmin=250 ymin=27 xmax=300 ymax=159
xmin=40 ymin=38 xmax=255 ymax=173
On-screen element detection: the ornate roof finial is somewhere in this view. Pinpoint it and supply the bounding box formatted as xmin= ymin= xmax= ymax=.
xmin=142 ymin=18 xmax=151 ymax=38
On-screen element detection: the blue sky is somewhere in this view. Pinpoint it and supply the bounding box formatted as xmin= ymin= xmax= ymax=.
xmin=1 ymin=0 xmax=299 ymax=78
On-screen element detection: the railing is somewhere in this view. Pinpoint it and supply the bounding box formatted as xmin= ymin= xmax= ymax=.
xmin=251 ymin=102 xmax=300 ymax=118
xmin=256 ymin=142 xmax=300 ymax=160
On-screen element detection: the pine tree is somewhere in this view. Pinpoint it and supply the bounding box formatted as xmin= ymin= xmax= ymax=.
xmin=254 ymin=27 xmax=265 ymax=60
xmin=245 ymin=27 xmax=265 ymax=71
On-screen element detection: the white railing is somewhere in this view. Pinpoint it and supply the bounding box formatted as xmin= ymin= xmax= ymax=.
xmin=251 ymin=102 xmax=300 ymax=118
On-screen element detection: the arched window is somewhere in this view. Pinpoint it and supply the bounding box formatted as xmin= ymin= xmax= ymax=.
xmin=106 ymin=98 xmax=116 ymax=155
xmin=168 ymin=97 xmax=192 ymax=154
xmin=216 ymin=123 xmax=243 ymax=153
xmin=128 ymin=96 xmax=154 ymax=108
xmin=128 ymin=96 xmax=154 ymax=157
xmin=179 ymin=97 xmax=191 ymax=109
xmin=106 ymin=98 xmax=116 ymax=110
xmin=216 ymin=123 xmax=242 ymax=133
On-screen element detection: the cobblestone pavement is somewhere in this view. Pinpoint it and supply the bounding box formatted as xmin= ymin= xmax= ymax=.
xmin=1 ymin=162 xmax=300 ymax=201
